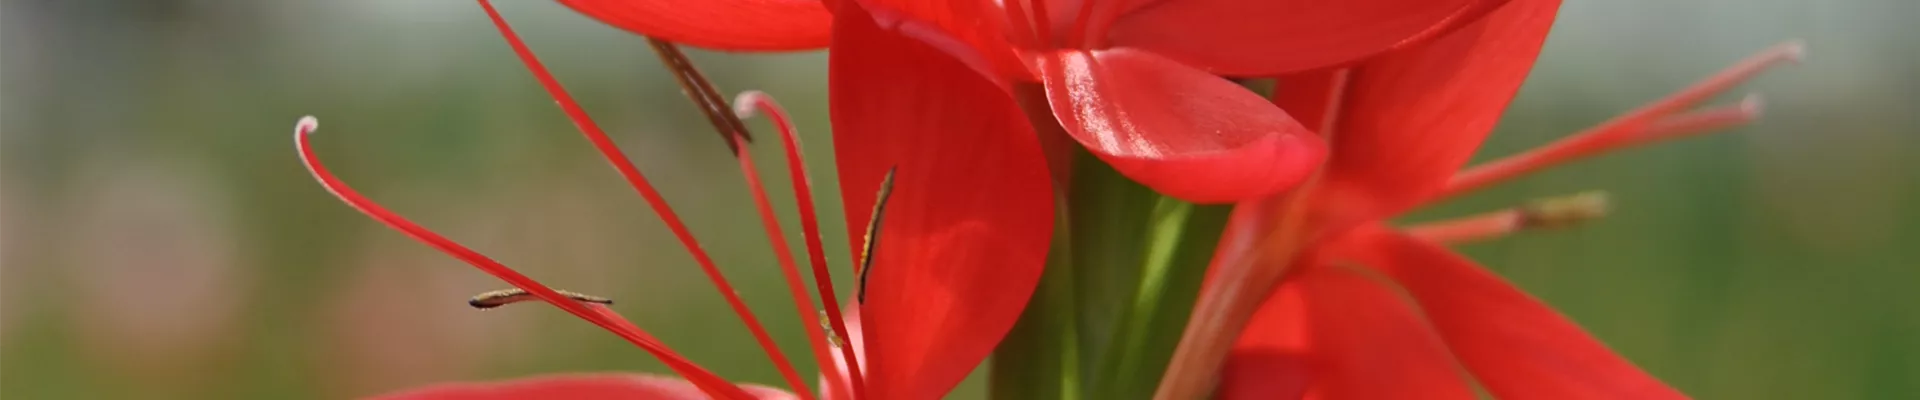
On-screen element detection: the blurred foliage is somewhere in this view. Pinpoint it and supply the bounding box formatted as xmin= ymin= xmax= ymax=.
xmin=2 ymin=0 xmax=1916 ymax=399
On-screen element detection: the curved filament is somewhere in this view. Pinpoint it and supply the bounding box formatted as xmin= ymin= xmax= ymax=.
xmin=1028 ymin=0 xmax=1056 ymax=47
xmin=476 ymin=1 xmax=809 ymax=395
xmin=737 ymin=91 xmax=869 ymax=399
xmin=1002 ymin=0 xmax=1041 ymax=49
xmin=1438 ymin=41 xmax=1800 ymax=200
xmin=1404 ymin=209 xmax=1524 ymax=245
xmin=292 ymin=117 xmax=751 ymax=399
xmin=731 ymin=125 xmax=841 ymax=400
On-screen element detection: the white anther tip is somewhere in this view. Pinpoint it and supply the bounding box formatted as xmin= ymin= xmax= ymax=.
xmin=1777 ymin=40 xmax=1806 ymax=63
xmin=732 ymin=90 xmax=769 ymax=119
xmin=1738 ymin=93 xmax=1766 ymax=115
xmin=296 ymin=115 xmax=320 ymax=134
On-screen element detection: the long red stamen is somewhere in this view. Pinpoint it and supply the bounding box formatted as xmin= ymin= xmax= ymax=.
xmin=1073 ymin=0 xmax=1129 ymax=49
xmin=293 ymin=117 xmax=751 ymax=400
xmin=1027 ymin=0 xmax=1056 ymax=47
xmin=1158 ymin=178 xmax=1325 ymax=400
xmin=1066 ymin=0 xmax=1098 ymax=48
xmin=1436 ymin=41 xmax=1801 ymax=201
xmin=728 ymin=120 xmax=838 ymax=400
xmin=1407 ymin=191 xmax=1611 ymax=244
xmin=647 ymin=39 xmax=754 ymax=154
xmin=475 ymin=1 xmax=810 ymax=394
xmin=1442 ymin=93 xmax=1764 ymax=200
xmin=1405 ymin=209 xmax=1524 ymax=245
xmin=736 ymin=91 xmax=869 ymax=399
xmin=1002 ymin=0 xmax=1041 ymax=49
xmin=1158 ymin=69 xmax=1355 ymax=400
xmin=1636 ymin=95 xmax=1765 ymax=139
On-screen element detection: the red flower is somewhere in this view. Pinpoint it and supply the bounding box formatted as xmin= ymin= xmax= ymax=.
xmin=556 ymin=0 xmax=1511 ymax=203
xmin=296 ymin=1 xmax=1055 ymax=399
xmin=1146 ymin=0 xmax=1803 ymax=398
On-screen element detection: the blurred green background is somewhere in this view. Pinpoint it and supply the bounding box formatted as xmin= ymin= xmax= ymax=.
xmin=2 ymin=0 xmax=1915 ymax=399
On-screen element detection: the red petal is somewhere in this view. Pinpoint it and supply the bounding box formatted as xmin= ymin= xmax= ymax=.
xmin=553 ymin=0 xmax=830 ymax=51
xmin=1224 ymin=263 xmax=1475 ymax=400
xmin=1305 ymin=0 xmax=1561 ymax=229
xmin=1105 ymin=0 xmax=1506 ymax=76
xmin=1036 ymin=48 xmax=1326 ymax=203
xmin=852 ymin=0 xmax=1031 ymax=80
xmin=1219 ymin=351 xmax=1312 ymax=400
xmin=1268 ymin=69 xmax=1351 ymax=136
xmin=366 ymin=373 xmax=797 ymax=400
xmin=1330 ymin=226 xmax=1685 ymax=399
xmin=829 ymin=4 xmax=1056 ymax=399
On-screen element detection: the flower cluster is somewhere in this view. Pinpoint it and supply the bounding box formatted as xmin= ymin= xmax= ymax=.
xmin=295 ymin=0 xmax=1796 ymax=399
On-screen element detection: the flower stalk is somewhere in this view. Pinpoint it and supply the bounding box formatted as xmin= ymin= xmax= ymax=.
xmin=991 ymin=86 xmax=1233 ymax=400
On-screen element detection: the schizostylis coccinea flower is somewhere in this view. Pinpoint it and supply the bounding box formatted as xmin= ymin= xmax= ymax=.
xmin=1145 ymin=0 xmax=1803 ymax=398
xmin=297 ymin=1 xmax=1057 ymax=398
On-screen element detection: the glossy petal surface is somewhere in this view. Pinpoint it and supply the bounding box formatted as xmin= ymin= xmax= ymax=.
xmin=554 ymin=0 xmax=830 ymax=50
xmin=1037 ymin=48 xmax=1325 ymax=203
xmin=1333 ymin=226 xmax=1685 ymax=400
xmin=1225 ymin=262 xmax=1474 ymax=399
xmin=1306 ymin=0 xmax=1561 ymax=229
xmin=1106 ymin=0 xmax=1503 ymax=75
xmin=829 ymin=4 xmax=1056 ymax=399
xmin=367 ymin=374 xmax=796 ymax=400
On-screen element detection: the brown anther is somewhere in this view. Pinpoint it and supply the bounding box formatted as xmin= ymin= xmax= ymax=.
xmin=1519 ymin=191 xmax=1611 ymax=229
xmin=820 ymin=311 xmax=846 ymax=348
xmin=645 ymin=39 xmax=753 ymax=154
xmin=468 ymin=288 xmax=614 ymax=309
xmin=856 ymin=167 xmax=898 ymax=305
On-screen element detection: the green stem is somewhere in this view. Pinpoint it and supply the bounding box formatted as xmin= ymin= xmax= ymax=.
xmin=990 ymin=198 xmax=1082 ymax=400
xmin=990 ymin=85 xmax=1085 ymax=400
xmin=991 ymin=83 xmax=1234 ymax=400
xmin=1059 ymin=148 xmax=1231 ymax=400
xmin=1086 ymin=199 xmax=1229 ymax=400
